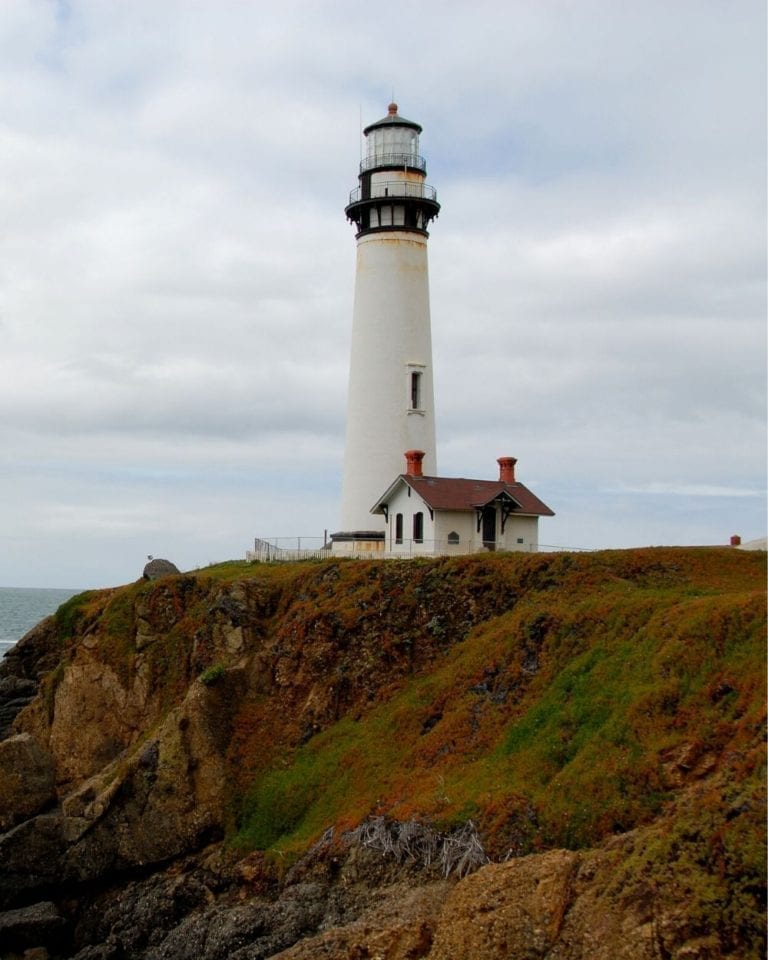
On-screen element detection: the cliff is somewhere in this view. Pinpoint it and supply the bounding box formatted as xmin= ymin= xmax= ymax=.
xmin=0 ymin=548 xmax=764 ymax=959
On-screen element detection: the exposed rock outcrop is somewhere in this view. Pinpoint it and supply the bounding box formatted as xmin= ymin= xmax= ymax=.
xmin=0 ymin=732 xmax=55 ymax=831
xmin=0 ymin=674 xmax=37 ymax=741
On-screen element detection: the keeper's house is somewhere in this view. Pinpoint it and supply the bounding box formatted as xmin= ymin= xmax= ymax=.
xmin=371 ymin=451 xmax=555 ymax=556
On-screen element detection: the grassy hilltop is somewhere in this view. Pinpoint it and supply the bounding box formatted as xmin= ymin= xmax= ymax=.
xmin=4 ymin=546 xmax=765 ymax=958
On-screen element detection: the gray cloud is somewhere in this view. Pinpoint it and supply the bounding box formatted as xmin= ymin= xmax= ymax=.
xmin=0 ymin=0 xmax=764 ymax=586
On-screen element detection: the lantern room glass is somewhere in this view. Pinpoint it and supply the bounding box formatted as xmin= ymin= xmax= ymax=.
xmin=367 ymin=126 xmax=419 ymax=164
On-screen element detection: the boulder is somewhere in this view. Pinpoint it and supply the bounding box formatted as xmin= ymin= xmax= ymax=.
xmin=0 ymin=900 xmax=67 ymax=953
xmin=143 ymin=559 xmax=181 ymax=581
xmin=0 ymin=815 xmax=68 ymax=908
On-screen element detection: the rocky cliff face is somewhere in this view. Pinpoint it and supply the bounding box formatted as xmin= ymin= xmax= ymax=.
xmin=0 ymin=549 xmax=764 ymax=959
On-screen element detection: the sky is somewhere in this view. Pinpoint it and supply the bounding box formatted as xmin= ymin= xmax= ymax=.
xmin=0 ymin=0 xmax=765 ymax=589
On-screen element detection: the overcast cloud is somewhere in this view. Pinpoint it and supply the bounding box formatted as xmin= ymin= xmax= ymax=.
xmin=0 ymin=0 xmax=765 ymax=588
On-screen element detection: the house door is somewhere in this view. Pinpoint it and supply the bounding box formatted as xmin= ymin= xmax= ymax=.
xmin=481 ymin=506 xmax=496 ymax=550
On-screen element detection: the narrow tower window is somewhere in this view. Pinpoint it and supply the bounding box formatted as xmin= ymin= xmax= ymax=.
xmin=410 ymin=371 xmax=422 ymax=410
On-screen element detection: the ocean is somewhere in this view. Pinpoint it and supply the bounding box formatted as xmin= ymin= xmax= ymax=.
xmin=0 ymin=587 xmax=82 ymax=659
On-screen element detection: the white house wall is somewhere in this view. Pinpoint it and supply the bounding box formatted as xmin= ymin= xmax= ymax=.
xmin=432 ymin=511 xmax=478 ymax=553
xmin=433 ymin=510 xmax=539 ymax=553
xmin=382 ymin=486 xmax=541 ymax=555
xmin=498 ymin=515 xmax=540 ymax=551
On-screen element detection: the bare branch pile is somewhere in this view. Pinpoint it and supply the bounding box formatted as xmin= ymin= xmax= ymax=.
xmin=347 ymin=817 xmax=489 ymax=878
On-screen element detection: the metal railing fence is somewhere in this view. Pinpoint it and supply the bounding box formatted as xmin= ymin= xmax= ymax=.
xmin=246 ymin=537 xmax=590 ymax=563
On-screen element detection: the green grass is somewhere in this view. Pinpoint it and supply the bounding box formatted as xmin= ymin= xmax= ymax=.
xmin=195 ymin=560 xmax=263 ymax=581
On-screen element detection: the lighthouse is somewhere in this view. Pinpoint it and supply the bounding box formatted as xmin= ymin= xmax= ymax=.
xmin=332 ymin=103 xmax=440 ymax=552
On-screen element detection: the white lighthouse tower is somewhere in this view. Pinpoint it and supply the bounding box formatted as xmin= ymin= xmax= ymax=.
xmin=332 ymin=103 xmax=440 ymax=552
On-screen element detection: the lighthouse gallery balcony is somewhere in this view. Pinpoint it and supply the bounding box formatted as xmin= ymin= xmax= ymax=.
xmin=347 ymin=181 xmax=437 ymax=205
xmin=346 ymin=178 xmax=440 ymax=235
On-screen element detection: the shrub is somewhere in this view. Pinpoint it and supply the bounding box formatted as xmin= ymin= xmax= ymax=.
xmin=199 ymin=663 xmax=226 ymax=686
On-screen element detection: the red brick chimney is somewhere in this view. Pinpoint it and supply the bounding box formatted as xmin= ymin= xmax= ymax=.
xmin=498 ymin=456 xmax=517 ymax=484
xmin=405 ymin=450 xmax=425 ymax=477
xmin=730 ymin=534 xmax=741 ymax=546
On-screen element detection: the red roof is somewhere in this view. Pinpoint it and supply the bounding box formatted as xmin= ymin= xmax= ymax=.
xmin=397 ymin=475 xmax=555 ymax=516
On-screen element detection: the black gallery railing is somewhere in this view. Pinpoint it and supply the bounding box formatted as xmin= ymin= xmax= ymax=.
xmin=348 ymin=181 xmax=438 ymax=205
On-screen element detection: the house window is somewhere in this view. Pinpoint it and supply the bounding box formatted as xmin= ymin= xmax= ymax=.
xmin=395 ymin=513 xmax=403 ymax=544
xmin=413 ymin=512 xmax=424 ymax=543
xmin=447 ymin=531 xmax=460 ymax=545
xmin=410 ymin=371 xmax=422 ymax=410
